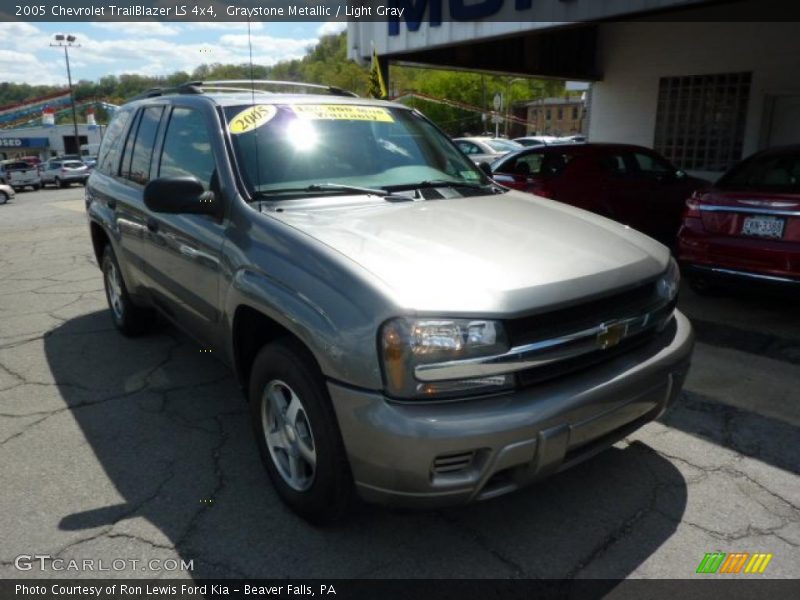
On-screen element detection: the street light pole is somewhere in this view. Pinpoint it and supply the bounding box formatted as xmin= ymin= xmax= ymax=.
xmin=50 ymin=34 xmax=81 ymax=156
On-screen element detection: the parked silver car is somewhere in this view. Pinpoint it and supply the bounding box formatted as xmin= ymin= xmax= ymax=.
xmin=87 ymin=82 xmax=694 ymax=523
xmin=41 ymin=159 xmax=90 ymax=188
xmin=453 ymin=136 xmax=523 ymax=164
xmin=0 ymin=182 xmax=15 ymax=204
xmin=0 ymin=160 xmax=42 ymax=191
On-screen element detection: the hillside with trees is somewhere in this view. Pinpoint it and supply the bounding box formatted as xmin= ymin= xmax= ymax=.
xmin=0 ymin=32 xmax=568 ymax=135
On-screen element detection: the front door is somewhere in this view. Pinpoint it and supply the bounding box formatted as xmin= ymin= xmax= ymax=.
xmin=143 ymin=106 xmax=226 ymax=347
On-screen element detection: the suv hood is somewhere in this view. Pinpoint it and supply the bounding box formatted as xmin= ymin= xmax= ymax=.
xmin=270 ymin=190 xmax=669 ymax=315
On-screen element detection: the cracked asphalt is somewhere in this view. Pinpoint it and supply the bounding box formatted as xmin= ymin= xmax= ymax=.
xmin=0 ymin=187 xmax=798 ymax=580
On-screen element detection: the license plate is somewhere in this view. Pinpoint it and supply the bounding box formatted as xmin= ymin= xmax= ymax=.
xmin=741 ymin=215 xmax=785 ymax=239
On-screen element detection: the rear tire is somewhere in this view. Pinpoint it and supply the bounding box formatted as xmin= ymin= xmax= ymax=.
xmin=0 ymin=191 xmax=8 ymax=205
xmin=249 ymin=339 xmax=353 ymax=525
xmin=101 ymin=245 xmax=155 ymax=336
xmin=56 ymin=177 xmax=65 ymax=188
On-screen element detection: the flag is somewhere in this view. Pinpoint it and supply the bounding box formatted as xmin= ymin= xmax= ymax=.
xmin=367 ymin=48 xmax=388 ymax=99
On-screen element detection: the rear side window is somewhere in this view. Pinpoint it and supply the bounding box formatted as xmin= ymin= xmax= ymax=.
xmin=457 ymin=141 xmax=481 ymax=155
xmin=96 ymin=106 xmax=134 ymax=176
xmin=717 ymin=152 xmax=800 ymax=192
xmin=50 ymin=161 xmax=61 ymax=169
xmin=158 ymin=107 xmax=215 ymax=189
xmin=122 ymin=106 xmax=164 ymax=185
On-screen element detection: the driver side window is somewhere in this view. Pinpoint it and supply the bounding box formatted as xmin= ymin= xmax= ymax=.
xmin=632 ymin=152 xmax=673 ymax=178
xmin=158 ymin=107 xmax=215 ymax=190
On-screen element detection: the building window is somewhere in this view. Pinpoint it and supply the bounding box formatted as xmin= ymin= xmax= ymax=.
xmin=557 ymin=108 xmax=563 ymax=120
xmin=572 ymin=107 xmax=579 ymax=120
xmin=654 ymin=71 xmax=751 ymax=172
xmin=546 ymin=109 xmax=551 ymax=120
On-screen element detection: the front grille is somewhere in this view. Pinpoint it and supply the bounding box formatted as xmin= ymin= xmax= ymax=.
xmin=505 ymin=279 xmax=675 ymax=389
xmin=505 ymin=279 xmax=660 ymax=347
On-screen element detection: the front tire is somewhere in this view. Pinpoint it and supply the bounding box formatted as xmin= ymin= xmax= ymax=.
xmin=249 ymin=339 xmax=353 ymax=524
xmin=101 ymin=245 xmax=154 ymax=336
xmin=0 ymin=191 xmax=8 ymax=205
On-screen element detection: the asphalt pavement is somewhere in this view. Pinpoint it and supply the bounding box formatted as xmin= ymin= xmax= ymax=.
xmin=0 ymin=186 xmax=797 ymax=579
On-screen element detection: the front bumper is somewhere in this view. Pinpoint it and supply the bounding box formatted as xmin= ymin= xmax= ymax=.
xmin=329 ymin=310 xmax=693 ymax=508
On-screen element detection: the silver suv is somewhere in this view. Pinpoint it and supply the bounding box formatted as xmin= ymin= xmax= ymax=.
xmin=86 ymin=81 xmax=693 ymax=523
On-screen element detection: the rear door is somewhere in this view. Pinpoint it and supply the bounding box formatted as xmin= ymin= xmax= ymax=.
xmin=142 ymin=104 xmax=226 ymax=346
xmin=596 ymin=149 xmax=655 ymax=236
xmin=88 ymin=104 xmax=159 ymax=293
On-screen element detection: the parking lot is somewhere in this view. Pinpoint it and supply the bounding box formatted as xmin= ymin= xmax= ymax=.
xmin=0 ymin=186 xmax=798 ymax=579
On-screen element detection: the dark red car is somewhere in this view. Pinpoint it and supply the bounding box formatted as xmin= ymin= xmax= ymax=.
xmin=678 ymin=145 xmax=800 ymax=291
xmin=490 ymin=143 xmax=708 ymax=245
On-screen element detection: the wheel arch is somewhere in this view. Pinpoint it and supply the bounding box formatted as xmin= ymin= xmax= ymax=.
xmin=231 ymin=304 xmax=322 ymax=390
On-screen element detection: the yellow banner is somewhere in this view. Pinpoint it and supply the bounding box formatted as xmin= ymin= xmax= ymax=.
xmin=291 ymin=104 xmax=394 ymax=122
xmin=229 ymin=105 xmax=277 ymax=135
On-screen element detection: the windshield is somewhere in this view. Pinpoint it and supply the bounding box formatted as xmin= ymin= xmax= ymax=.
xmin=485 ymin=139 xmax=522 ymax=153
xmin=4 ymin=162 xmax=30 ymax=171
xmin=717 ymin=151 xmax=800 ymax=193
xmin=223 ymin=103 xmax=488 ymax=196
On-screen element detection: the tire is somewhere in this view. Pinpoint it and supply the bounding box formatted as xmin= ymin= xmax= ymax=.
xmin=56 ymin=177 xmax=65 ymax=188
xmin=101 ymin=245 xmax=154 ymax=336
xmin=0 ymin=192 xmax=7 ymax=205
xmin=249 ymin=339 xmax=353 ymax=524
xmin=33 ymin=184 xmax=41 ymax=191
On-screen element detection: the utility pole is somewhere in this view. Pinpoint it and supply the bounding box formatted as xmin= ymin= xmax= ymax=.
xmin=50 ymin=34 xmax=81 ymax=155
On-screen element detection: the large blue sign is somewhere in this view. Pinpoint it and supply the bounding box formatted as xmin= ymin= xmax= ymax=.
xmin=388 ymin=0 xmax=532 ymax=35
xmin=0 ymin=137 xmax=50 ymax=149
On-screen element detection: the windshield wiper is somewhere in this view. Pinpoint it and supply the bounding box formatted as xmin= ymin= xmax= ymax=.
xmin=255 ymin=183 xmax=388 ymax=199
xmin=253 ymin=183 xmax=416 ymax=203
xmin=383 ymin=180 xmax=500 ymax=193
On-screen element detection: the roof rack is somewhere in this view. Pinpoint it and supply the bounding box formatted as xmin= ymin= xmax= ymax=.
xmin=202 ymin=80 xmax=359 ymax=97
xmin=129 ymin=80 xmax=358 ymax=101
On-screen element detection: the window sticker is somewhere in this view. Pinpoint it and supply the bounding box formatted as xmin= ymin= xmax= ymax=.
xmin=291 ymin=104 xmax=394 ymax=122
xmin=229 ymin=105 xmax=277 ymax=135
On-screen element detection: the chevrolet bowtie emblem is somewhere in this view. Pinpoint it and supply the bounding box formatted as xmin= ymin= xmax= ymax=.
xmin=597 ymin=323 xmax=626 ymax=349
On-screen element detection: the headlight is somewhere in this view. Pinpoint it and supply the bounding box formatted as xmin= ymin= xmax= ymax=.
xmin=380 ymin=318 xmax=512 ymax=399
xmin=657 ymin=258 xmax=681 ymax=302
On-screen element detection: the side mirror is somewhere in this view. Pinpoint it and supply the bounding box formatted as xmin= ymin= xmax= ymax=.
xmin=477 ymin=161 xmax=493 ymax=177
xmin=143 ymin=176 xmax=218 ymax=215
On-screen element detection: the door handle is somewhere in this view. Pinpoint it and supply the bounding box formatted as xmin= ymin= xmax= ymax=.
xmin=179 ymin=245 xmax=200 ymax=258
xmin=146 ymin=218 xmax=159 ymax=232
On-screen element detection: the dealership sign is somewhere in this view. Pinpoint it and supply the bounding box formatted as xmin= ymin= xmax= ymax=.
xmin=388 ymin=0 xmax=512 ymax=34
xmin=0 ymin=138 xmax=50 ymax=148
xmin=384 ymin=0 xmax=714 ymax=35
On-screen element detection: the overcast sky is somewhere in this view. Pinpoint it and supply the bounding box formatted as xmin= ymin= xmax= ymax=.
xmin=0 ymin=21 xmax=347 ymax=86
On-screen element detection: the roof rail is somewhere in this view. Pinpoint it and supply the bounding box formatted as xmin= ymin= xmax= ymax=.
xmin=128 ymin=81 xmax=203 ymax=101
xmin=127 ymin=80 xmax=358 ymax=102
xmin=194 ymin=80 xmax=359 ymax=97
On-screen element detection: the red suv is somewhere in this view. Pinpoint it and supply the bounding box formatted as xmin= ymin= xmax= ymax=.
xmin=490 ymin=143 xmax=708 ymax=246
xmin=678 ymin=146 xmax=800 ymax=291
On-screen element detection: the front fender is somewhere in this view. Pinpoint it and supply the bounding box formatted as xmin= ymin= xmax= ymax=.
xmin=223 ymin=266 xmax=384 ymax=390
